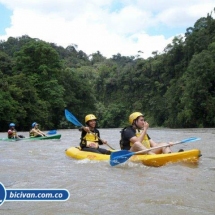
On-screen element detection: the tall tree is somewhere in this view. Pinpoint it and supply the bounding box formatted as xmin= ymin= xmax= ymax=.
xmin=12 ymin=40 xmax=65 ymax=129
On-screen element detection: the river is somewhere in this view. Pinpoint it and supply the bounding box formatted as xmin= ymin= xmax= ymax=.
xmin=0 ymin=128 xmax=214 ymax=215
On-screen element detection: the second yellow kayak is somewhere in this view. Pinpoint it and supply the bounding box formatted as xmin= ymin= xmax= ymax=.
xmin=65 ymin=147 xmax=201 ymax=167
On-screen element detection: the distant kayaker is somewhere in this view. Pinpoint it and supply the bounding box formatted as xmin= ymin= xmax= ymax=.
xmin=79 ymin=114 xmax=111 ymax=155
xmin=30 ymin=122 xmax=46 ymax=137
xmin=8 ymin=123 xmax=25 ymax=139
xmin=120 ymin=112 xmax=172 ymax=154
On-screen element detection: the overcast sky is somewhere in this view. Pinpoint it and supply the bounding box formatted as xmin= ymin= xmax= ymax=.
xmin=0 ymin=0 xmax=214 ymax=58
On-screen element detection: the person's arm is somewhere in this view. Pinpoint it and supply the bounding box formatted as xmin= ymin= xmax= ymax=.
xmin=79 ymin=129 xmax=87 ymax=148
xmin=95 ymin=130 xmax=107 ymax=145
xmin=32 ymin=128 xmax=44 ymax=136
xmin=80 ymin=126 xmax=89 ymax=132
xmin=38 ymin=129 xmax=46 ymax=136
xmin=123 ymin=128 xmax=136 ymax=145
xmin=149 ymin=138 xmax=158 ymax=147
xmin=14 ymin=130 xmax=19 ymax=138
xmin=8 ymin=129 xmax=16 ymax=138
xmin=8 ymin=130 xmax=13 ymax=135
xmin=98 ymin=137 xmax=107 ymax=145
xmin=31 ymin=128 xmax=38 ymax=136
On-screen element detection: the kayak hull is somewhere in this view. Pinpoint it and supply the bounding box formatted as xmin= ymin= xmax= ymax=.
xmin=30 ymin=134 xmax=61 ymax=140
xmin=65 ymin=147 xmax=201 ymax=167
xmin=0 ymin=134 xmax=61 ymax=141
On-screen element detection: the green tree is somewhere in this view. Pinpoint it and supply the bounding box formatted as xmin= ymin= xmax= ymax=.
xmin=12 ymin=40 xmax=65 ymax=129
xmin=178 ymin=50 xmax=215 ymax=127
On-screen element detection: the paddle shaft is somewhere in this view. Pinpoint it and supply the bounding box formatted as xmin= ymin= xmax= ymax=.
xmin=104 ymin=143 xmax=115 ymax=150
xmin=133 ymin=141 xmax=182 ymax=155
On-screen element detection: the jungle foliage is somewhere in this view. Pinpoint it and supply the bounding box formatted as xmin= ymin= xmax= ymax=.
xmin=0 ymin=11 xmax=215 ymax=131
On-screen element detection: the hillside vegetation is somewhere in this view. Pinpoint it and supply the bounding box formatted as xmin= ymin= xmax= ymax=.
xmin=1 ymin=12 xmax=215 ymax=130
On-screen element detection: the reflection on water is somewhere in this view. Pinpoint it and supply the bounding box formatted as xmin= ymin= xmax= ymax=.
xmin=0 ymin=128 xmax=215 ymax=215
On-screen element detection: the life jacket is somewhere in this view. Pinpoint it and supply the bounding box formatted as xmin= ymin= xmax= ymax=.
xmin=8 ymin=129 xmax=17 ymax=138
xmin=135 ymin=129 xmax=150 ymax=148
xmin=120 ymin=126 xmax=150 ymax=149
xmin=80 ymin=129 xmax=100 ymax=148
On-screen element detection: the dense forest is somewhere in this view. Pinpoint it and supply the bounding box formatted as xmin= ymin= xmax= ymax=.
xmin=0 ymin=11 xmax=215 ymax=131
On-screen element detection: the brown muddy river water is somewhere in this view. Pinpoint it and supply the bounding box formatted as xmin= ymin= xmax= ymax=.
xmin=0 ymin=128 xmax=215 ymax=215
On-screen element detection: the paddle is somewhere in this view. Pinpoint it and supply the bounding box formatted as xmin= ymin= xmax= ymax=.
xmin=65 ymin=109 xmax=115 ymax=150
xmin=110 ymin=137 xmax=201 ymax=166
xmin=47 ymin=130 xmax=57 ymax=135
xmin=65 ymin=109 xmax=83 ymax=127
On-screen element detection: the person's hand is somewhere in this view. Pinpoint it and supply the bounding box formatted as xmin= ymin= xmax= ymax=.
xmin=102 ymin=140 xmax=107 ymax=145
xmin=168 ymin=142 xmax=174 ymax=146
xmin=143 ymin=121 xmax=149 ymax=130
xmin=84 ymin=127 xmax=90 ymax=133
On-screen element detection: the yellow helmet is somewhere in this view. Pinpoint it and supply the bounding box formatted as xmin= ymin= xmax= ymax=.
xmin=85 ymin=114 xmax=97 ymax=123
xmin=129 ymin=112 xmax=144 ymax=125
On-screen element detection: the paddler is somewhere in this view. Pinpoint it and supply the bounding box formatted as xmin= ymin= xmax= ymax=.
xmin=8 ymin=123 xmax=25 ymax=139
xmin=119 ymin=112 xmax=173 ymax=154
xmin=30 ymin=122 xmax=46 ymax=137
xmin=79 ymin=114 xmax=111 ymax=154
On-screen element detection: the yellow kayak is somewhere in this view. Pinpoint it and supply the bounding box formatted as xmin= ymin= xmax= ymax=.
xmin=65 ymin=147 xmax=110 ymax=160
xmin=65 ymin=147 xmax=201 ymax=167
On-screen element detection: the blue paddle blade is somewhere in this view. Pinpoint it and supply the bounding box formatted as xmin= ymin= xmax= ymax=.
xmin=65 ymin=109 xmax=83 ymax=127
xmin=110 ymin=150 xmax=135 ymax=166
xmin=180 ymin=137 xmax=201 ymax=143
xmin=47 ymin=130 xmax=57 ymax=135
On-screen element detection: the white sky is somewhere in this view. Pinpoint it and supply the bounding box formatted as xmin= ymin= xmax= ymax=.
xmin=0 ymin=0 xmax=214 ymax=58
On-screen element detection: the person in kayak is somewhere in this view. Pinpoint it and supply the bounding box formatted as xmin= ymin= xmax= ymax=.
xmin=8 ymin=123 xmax=25 ymax=139
xmin=79 ymin=114 xmax=111 ymax=155
xmin=120 ymin=112 xmax=172 ymax=154
xmin=30 ymin=122 xmax=46 ymax=137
